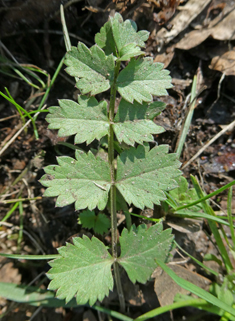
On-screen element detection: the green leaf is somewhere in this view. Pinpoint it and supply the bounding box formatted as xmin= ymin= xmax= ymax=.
xmin=95 ymin=13 xmax=149 ymax=60
xmin=111 ymin=12 xmax=149 ymax=48
xmin=40 ymin=150 xmax=111 ymax=210
xmin=64 ymin=43 xmax=115 ymax=95
xmin=142 ymin=100 xmax=166 ymax=120
xmin=116 ymin=144 xmax=181 ymax=209
xmin=79 ymin=210 xmax=111 ymax=234
xmin=0 ymin=283 xmax=133 ymax=321
xmin=79 ymin=210 xmax=96 ymax=229
xmin=118 ymin=223 xmax=174 ymax=284
xmin=169 ymin=176 xmax=202 ymax=211
xmin=47 ymin=236 xmax=114 ymax=305
xmin=46 ymin=96 xmax=109 ymax=144
xmin=218 ymin=288 xmax=234 ymax=306
xmin=172 ymin=176 xmax=188 ymax=194
xmin=0 ymin=282 xmax=78 ymax=307
xmin=93 ymin=213 xmax=110 ymax=234
xmin=117 ymin=57 xmax=172 ymax=103
xmin=113 ymin=99 xmax=165 ymax=146
xmin=117 ymin=43 xmax=144 ymax=62
xmin=95 ymin=19 xmax=116 ymax=56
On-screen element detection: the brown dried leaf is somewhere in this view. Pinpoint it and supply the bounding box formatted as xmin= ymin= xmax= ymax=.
xmin=83 ymin=310 xmax=97 ymax=321
xmin=176 ymin=29 xmax=211 ymax=50
xmin=209 ymin=51 xmax=235 ymax=76
xmin=0 ymin=258 xmax=21 ymax=284
xmin=166 ymin=218 xmax=201 ymax=234
xmin=153 ymin=0 xmax=181 ymax=25
xmin=153 ymin=264 xmax=211 ymax=306
xmin=154 ymin=51 xmax=175 ymax=68
xmin=172 ymin=4 xmax=235 ymax=50
xmin=211 ymin=8 xmax=235 ymax=40
xmin=122 ymin=268 xmax=146 ymax=306
xmin=155 ymin=0 xmax=211 ymax=45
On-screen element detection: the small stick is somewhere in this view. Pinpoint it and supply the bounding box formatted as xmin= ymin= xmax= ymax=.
xmin=0 ymin=105 xmax=47 ymax=157
xmin=182 ymin=119 xmax=235 ymax=169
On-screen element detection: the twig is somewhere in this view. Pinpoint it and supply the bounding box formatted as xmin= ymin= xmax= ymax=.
xmin=0 ymin=124 xmax=21 ymax=149
xmin=182 ymin=119 xmax=235 ymax=169
xmin=0 ymin=40 xmax=19 ymax=63
xmin=0 ymin=114 xmax=18 ymax=122
xmin=206 ymin=72 xmax=225 ymax=116
xmin=0 ymin=197 xmax=41 ymax=204
xmin=0 ymin=105 xmax=47 ymax=157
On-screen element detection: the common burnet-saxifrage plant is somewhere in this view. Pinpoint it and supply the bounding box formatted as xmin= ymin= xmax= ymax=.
xmin=40 ymin=13 xmax=182 ymax=311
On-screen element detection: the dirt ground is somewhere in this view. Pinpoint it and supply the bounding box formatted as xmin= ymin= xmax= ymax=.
xmin=0 ymin=0 xmax=235 ymax=320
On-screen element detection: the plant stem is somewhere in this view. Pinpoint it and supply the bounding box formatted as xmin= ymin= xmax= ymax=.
xmin=108 ymin=61 xmax=125 ymax=312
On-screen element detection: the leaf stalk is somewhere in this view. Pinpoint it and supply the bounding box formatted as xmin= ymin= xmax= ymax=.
xmin=108 ymin=61 xmax=125 ymax=312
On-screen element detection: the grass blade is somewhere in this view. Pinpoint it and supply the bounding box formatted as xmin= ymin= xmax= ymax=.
xmin=17 ymin=201 xmax=23 ymax=250
xmin=0 ymin=282 xmax=132 ymax=321
xmin=175 ymin=210 xmax=234 ymax=227
xmin=13 ymin=67 xmax=40 ymax=89
xmin=174 ymin=240 xmax=219 ymax=276
xmin=36 ymin=55 xmax=65 ymax=114
xmin=0 ymin=253 xmax=59 ymax=260
xmin=0 ymin=88 xmax=39 ymax=138
xmin=126 ymin=211 xmax=162 ymax=223
xmin=155 ymin=259 xmax=235 ymax=317
xmin=60 ymin=4 xmax=71 ymax=52
xmin=228 ymin=186 xmax=235 ymax=248
xmin=1 ymin=202 xmax=19 ymax=222
xmin=191 ymin=175 xmax=233 ymax=272
xmin=134 ymin=298 xmax=234 ymax=321
xmin=176 ymin=75 xmax=197 ymax=158
xmin=0 ymin=282 xmax=78 ymax=307
xmin=92 ymin=305 xmax=133 ymax=321
xmin=175 ymin=180 xmax=235 ymax=211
